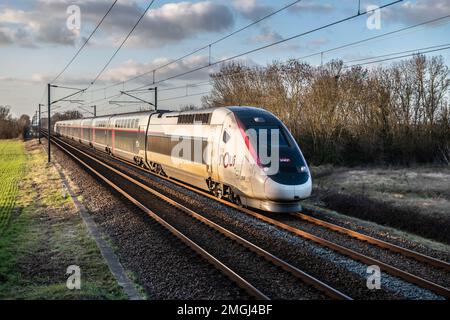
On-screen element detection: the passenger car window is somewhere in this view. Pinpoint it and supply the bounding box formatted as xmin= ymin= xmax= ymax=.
xmin=223 ymin=130 xmax=231 ymax=144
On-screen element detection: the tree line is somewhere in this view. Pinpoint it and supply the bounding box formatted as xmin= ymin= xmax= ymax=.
xmin=203 ymin=55 xmax=450 ymax=165
xmin=0 ymin=106 xmax=30 ymax=140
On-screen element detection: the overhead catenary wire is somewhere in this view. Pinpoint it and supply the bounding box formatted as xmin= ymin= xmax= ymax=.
xmin=132 ymin=0 xmax=404 ymax=91
xmin=88 ymin=0 xmax=157 ymax=88
xmin=345 ymin=45 xmax=450 ymax=68
xmin=87 ymin=0 xmax=306 ymax=94
xmin=46 ymin=0 xmax=157 ymax=112
xmin=133 ymin=15 xmax=450 ymax=95
xmin=104 ymin=44 xmax=450 ymax=114
xmin=79 ymin=0 xmax=408 ymax=109
xmin=343 ymin=43 xmax=450 ymax=64
xmin=51 ymin=0 xmax=119 ymax=84
xmin=82 ymin=19 xmax=450 ymax=113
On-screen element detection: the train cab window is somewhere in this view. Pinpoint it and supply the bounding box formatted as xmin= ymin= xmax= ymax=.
xmin=223 ymin=130 xmax=231 ymax=144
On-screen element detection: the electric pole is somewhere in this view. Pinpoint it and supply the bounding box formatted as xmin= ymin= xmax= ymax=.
xmin=154 ymin=87 xmax=158 ymax=111
xmin=47 ymin=83 xmax=51 ymax=163
xmin=38 ymin=103 xmax=44 ymax=144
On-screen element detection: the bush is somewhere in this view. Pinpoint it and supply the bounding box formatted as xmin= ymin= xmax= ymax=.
xmin=0 ymin=106 xmax=30 ymax=140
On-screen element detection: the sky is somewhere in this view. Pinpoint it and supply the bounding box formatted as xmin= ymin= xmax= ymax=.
xmin=0 ymin=0 xmax=449 ymax=118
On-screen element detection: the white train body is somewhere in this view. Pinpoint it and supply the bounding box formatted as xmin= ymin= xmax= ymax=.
xmin=55 ymin=106 xmax=312 ymax=212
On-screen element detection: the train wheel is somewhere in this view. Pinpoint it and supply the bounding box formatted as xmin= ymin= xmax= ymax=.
xmin=234 ymin=195 xmax=242 ymax=207
xmin=214 ymin=186 xmax=224 ymax=199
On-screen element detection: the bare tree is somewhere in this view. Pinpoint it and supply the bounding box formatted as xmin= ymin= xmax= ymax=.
xmin=204 ymin=54 xmax=450 ymax=165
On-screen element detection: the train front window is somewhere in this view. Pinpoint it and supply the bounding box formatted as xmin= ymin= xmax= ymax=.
xmin=246 ymin=126 xmax=291 ymax=151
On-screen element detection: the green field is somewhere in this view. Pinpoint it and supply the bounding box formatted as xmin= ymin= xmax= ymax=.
xmin=0 ymin=140 xmax=26 ymax=233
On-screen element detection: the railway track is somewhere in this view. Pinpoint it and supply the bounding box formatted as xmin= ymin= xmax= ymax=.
xmin=58 ymin=136 xmax=449 ymax=269
xmin=44 ymin=132 xmax=450 ymax=299
xmin=44 ymin=132 xmax=351 ymax=300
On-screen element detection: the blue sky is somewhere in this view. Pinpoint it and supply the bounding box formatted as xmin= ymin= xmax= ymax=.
xmin=0 ymin=0 xmax=449 ymax=117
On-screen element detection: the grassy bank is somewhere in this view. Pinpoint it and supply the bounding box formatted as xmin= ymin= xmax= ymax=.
xmin=0 ymin=140 xmax=26 ymax=233
xmin=0 ymin=140 xmax=126 ymax=299
xmin=309 ymin=165 xmax=450 ymax=245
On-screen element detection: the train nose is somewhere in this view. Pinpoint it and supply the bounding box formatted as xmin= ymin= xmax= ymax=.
xmin=264 ymin=177 xmax=312 ymax=201
xmin=264 ymin=178 xmax=296 ymax=201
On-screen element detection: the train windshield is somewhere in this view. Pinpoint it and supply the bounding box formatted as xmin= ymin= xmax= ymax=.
xmin=245 ymin=124 xmax=309 ymax=185
xmin=232 ymin=108 xmax=309 ymax=184
xmin=245 ymin=125 xmax=291 ymax=151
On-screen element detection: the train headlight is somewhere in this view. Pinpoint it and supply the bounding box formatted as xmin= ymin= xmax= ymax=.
xmin=299 ymin=166 xmax=308 ymax=173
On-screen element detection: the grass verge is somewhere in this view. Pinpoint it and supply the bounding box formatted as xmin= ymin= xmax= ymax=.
xmin=0 ymin=140 xmax=126 ymax=299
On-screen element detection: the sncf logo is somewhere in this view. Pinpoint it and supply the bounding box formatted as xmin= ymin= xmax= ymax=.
xmin=223 ymin=152 xmax=236 ymax=168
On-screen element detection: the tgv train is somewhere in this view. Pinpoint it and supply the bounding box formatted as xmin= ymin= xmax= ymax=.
xmin=54 ymin=107 xmax=312 ymax=212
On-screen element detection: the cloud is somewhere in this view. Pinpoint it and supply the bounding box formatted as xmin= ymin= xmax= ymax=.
xmin=289 ymin=1 xmax=335 ymax=14
xmin=100 ymin=55 xmax=217 ymax=84
xmin=0 ymin=0 xmax=235 ymax=48
xmin=129 ymin=1 xmax=234 ymax=46
xmin=383 ymin=0 xmax=450 ymax=25
xmin=247 ymin=27 xmax=299 ymax=52
xmin=232 ymin=0 xmax=272 ymax=20
xmin=94 ymin=54 xmax=261 ymax=85
xmin=307 ymin=37 xmax=329 ymax=48
xmin=0 ymin=3 xmax=85 ymax=47
xmin=249 ymin=27 xmax=283 ymax=44
xmin=0 ymin=29 xmax=13 ymax=46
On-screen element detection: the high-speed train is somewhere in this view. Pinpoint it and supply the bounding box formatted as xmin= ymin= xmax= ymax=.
xmin=54 ymin=106 xmax=312 ymax=212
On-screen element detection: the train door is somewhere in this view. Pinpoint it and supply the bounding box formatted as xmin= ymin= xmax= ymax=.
xmin=208 ymin=125 xmax=223 ymax=182
xmin=217 ymin=115 xmax=236 ymax=185
xmin=106 ymin=117 xmax=113 ymax=150
xmin=131 ymin=119 xmax=139 ymax=155
xmin=137 ymin=123 xmax=147 ymax=159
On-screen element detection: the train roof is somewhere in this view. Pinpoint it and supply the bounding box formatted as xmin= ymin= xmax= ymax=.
xmin=54 ymin=106 xmax=275 ymax=124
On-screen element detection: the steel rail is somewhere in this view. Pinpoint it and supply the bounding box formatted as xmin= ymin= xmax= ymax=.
xmin=292 ymin=212 xmax=450 ymax=271
xmin=47 ymin=133 xmax=450 ymax=298
xmin=46 ymin=133 xmax=351 ymax=300
xmin=90 ymin=139 xmax=450 ymax=273
xmin=46 ymin=135 xmax=268 ymax=300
